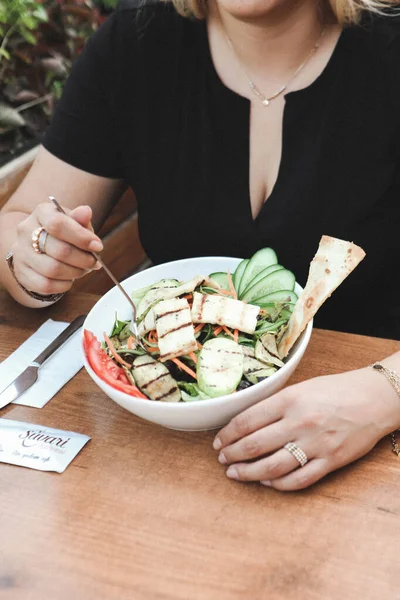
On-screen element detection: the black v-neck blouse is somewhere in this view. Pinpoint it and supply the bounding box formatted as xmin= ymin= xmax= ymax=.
xmin=43 ymin=1 xmax=400 ymax=339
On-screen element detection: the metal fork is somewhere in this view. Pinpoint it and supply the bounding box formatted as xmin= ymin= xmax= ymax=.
xmin=49 ymin=196 xmax=144 ymax=350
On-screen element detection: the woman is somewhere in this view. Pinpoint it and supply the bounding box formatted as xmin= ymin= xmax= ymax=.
xmin=1 ymin=0 xmax=400 ymax=490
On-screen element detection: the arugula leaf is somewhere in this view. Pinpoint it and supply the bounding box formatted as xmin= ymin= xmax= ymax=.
xmin=178 ymin=381 xmax=199 ymax=397
xmin=178 ymin=381 xmax=210 ymax=402
xmin=110 ymin=315 xmax=130 ymax=337
xmin=238 ymin=336 xmax=255 ymax=346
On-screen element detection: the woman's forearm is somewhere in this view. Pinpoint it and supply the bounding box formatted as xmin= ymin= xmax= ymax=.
xmin=0 ymin=146 xmax=125 ymax=308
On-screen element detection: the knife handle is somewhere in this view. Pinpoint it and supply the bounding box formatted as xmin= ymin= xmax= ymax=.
xmin=32 ymin=315 xmax=86 ymax=368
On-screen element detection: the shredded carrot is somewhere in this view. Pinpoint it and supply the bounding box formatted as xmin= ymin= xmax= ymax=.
xmin=197 ymin=342 xmax=203 ymax=350
xmin=222 ymin=326 xmax=235 ymax=339
xmin=182 ymin=294 xmax=193 ymax=300
xmin=104 ymin=333 xmax=132 ymax=368
xmin=233 ymin=329 xmax=239 ymax=344
xmin=147 ymin=346 xmax=160 ymax=353
xmin=227 ymin=269 xmax=237 ymax=300
xmin=214 ymin=326 xmax=223 ymax=336
xmin=127 ymin=336 xmax=135 ymax=350
xmin=171 ymin=358 xmax=197 ymax=380
xmin=194 ymin=323 xmax=205 ymax=334
xmin=189 ymin=352 xmax=198 ymax=364
xmin=216 ymin=288 xmax=235 ymax=297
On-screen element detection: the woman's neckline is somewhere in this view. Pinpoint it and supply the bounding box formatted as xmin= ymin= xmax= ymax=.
xmin=201 ymin=18 xmax=351 ymax=107
xmin=200 ymin=16 xmax=352 ymax=223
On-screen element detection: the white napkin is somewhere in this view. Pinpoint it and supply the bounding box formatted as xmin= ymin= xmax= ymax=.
xmin=0 ymin=319 xmax=83 ymax=408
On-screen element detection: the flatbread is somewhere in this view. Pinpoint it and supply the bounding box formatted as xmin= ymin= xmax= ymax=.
xmin=278 ymin=236 xmax=366 ymax=358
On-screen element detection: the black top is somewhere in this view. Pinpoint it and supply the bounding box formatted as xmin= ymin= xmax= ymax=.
xmin=43 ymin=1 xmax=400 ymax=340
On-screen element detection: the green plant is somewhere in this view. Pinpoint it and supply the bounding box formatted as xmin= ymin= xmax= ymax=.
xmin=0 ymin=0 xmax=103 ymax=166
xmin=0 ymin=0 xmax=48 ymax=61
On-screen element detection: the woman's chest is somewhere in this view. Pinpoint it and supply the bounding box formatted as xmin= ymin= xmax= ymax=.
xmin=120 ymin=49 xmax=399 ymax=272
xmin=248 ymin=100 xmax=285 ymax=219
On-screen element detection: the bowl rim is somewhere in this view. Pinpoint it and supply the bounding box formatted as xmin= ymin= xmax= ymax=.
xmin=82 ymin=256 xmax=313 ymax=409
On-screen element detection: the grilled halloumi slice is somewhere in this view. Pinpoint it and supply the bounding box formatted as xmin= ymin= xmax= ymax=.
xmin=137 ymin=276 xmax=221 ymax=335
xmin=131 ymin=355 xmax=181 ymax=402
xmin=136 ymin=279 xmax=180 ymax=320
xmin=191 ymin=292 xmax=260 ymax=335
xmin=154 ymin=298 xmax=197 ymax=362
xmin=138 ymin=309 xmax=156 ymax=336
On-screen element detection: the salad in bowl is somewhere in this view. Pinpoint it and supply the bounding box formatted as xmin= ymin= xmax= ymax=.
xmin=82 ymin=236 xmax=365 ymax=430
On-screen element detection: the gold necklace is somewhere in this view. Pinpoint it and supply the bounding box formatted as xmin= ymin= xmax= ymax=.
xmin=224 ymin=27 xmax=325 ymax=107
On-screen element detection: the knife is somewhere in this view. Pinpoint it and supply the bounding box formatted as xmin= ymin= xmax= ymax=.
xmin=0 ymin=315 xmax=86 ymax=409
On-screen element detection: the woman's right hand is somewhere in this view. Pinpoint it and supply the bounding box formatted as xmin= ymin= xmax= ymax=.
xmin=11 ymin=202 xmax=104 ymax=297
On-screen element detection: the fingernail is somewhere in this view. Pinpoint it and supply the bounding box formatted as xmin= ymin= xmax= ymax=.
xmin=213 ymin=437 xmax=222 ymax=450
xmin=218 ymin=452 xmax=227 ymax=465
xmin=89 ymin=240 xmax=103 ymax=252
xmin=226 ymin=466 xmax=238 ymax=480
xmin=261 ymin=480 xmax=272 ymax=487
xmin=94 ymin=262 xmax=102 ymax=270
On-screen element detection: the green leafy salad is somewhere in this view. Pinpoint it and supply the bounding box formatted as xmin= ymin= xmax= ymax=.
xmin=94 ymin=247 xmax=298 ymax=402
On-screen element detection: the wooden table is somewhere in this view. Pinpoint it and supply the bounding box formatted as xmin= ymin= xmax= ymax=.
xmin=1 ymin=291 xmax=400 ymax=600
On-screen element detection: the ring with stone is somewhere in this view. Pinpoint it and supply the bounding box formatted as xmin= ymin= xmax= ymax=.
xmin=38 ymin=228 xmax=49 ymax=254
xmin=31 ymin=226 xmax=47 ymax=254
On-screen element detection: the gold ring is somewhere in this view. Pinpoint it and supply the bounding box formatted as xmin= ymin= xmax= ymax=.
xmin=284 ymin=442 xmax=308 ymax=467
xmin=31 ymin=226 xmax=46 ymax=254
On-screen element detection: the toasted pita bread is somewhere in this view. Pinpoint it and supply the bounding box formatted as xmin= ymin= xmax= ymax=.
xmin=278 ymin=236 xmax=366 ymax=358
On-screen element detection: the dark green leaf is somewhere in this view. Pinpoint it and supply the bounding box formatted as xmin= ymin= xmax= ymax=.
xmin=177 ymin=381 xmax=199 ymax=397
xmin=110 ymin=317 xmax=130 ymax=337
xmin=0 ymin=47 xmax=10 ymax=60
xmin=19 ymin=25 xmax=36 ymax=44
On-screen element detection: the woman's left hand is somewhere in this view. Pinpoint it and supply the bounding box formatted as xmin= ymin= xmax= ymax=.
xmin=213 ymin=366 xmax=400 ymax=491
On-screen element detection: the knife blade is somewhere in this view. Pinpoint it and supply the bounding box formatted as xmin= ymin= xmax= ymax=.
xmin=0 ymin=314 xmax=86 ymax=409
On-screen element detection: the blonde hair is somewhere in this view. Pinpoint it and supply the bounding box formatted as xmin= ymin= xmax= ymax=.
xmin=168 ymin=0 xmax=398 ymax=25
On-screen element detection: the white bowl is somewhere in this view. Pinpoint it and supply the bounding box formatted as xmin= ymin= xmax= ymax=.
xmin=82 ymin=257 xmax=312 ymax=431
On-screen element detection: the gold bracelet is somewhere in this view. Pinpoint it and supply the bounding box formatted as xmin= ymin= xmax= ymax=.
xmin=371 ymin=363 xmax=400 ymax=457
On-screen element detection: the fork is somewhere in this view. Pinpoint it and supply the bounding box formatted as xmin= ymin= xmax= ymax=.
xmin=49 ymin=196 xmax=145 ymax=350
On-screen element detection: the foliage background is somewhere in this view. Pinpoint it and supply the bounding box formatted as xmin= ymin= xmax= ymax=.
xmin=0 ymin=0 xmax=118 ymax=166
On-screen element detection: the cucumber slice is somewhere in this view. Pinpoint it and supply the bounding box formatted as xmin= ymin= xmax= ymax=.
xmin=257 ymin=290 xmax=298 ymax=306
xmin=240 ymin=264 xmax=284 ymax=298
xmin=238 ymin=248 xmax=278 ymax=297
xmin=197 ymin=338 xmax=244 ymax=398
xmin=242 ymin=269 xmax=295 ymax=303
xmin=232 ymin=259 xmax=249 ymax=294
xmin=209 ymin=272 xmax=229 ymax=290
